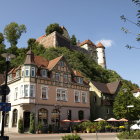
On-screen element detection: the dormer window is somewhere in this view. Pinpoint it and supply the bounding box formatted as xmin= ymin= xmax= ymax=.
xmin=41 ymin=69 xmax=47 ymax=78
xmin=25 ymin=66 xmax=30 ymax=77
xmin=77 ymin=77 xmax=83 ymax=84
xmin=59 ymin=61 xmax=64 ymax=67
xmin=31 ymin=67 xmax=35 ymax=77
xmin=8 ymin=74 xmax=12 ymax=81
xmin=16 ymin=70 xmax=20 ymax=78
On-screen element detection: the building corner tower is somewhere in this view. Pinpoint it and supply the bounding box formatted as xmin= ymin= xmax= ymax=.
xmin=96 ymin=42 xmax=106 ymax=69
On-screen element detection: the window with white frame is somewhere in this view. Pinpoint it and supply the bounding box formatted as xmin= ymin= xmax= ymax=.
xmin=25 ymin=66 xmax=30 ymax=77
xmin=77 ymin=77 xmax=83 ymax=84
xmin=81 ymin=92 xmax=87 ymax=103
xmin=55 ymin=73 xmax=60 ymax=81
xmin=23 ymin=84 xmax=35 ymax=97
xmin=41 ymin=69 xmax=47 ymax=78
xmin=41 ymin=86 xmax=48 ymax=99
xmin=14 ymin=87 xmax=18 ymax=100
xmin=24 ymin=85 xmax=29 ymax=97
xmin=31 ymin=67 xmax=35 ymax=77
xmin=30 ymin=85 xmax=35 ymax=97
xmin=74 ymin=91 xmax=80 ymax=102
xmin=20 ymin=85 xmax=24 ymax=98
xmin=63 ymin=74 xmax=68 ymax=83
xmin=56 ymin=88 xmax=67 ymax=101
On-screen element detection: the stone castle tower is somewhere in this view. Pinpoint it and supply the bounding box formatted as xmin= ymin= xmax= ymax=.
xmin=36 ymin=27 xmax=107 ymax=69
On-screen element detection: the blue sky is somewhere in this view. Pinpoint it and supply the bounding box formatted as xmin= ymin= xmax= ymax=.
xmin=0 ymin=0 xmax=140 ymax=86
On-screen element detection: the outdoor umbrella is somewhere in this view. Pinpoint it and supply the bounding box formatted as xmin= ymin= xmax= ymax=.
xmin=118 ymin=118 xmax=128 ymax=122
xmin=107 ymin=118 xmax=118 ymax=121
xmin=130 ymin=124 xmax=140 ymax=130
xmin=94 ymin=118 xmax=105 ymax=121
xmin=61 ymin=119 xmax=72 ymax=122
xmin=72 ymin=120 xmax=81 ymax=122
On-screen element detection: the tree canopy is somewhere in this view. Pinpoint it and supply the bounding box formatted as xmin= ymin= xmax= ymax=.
xmin=121 ymin=0 xmax=140 ymax=49
xmin=45 ymin=23 xmax=63 ymax=35
xmin=113 ymin=81 xmax=140 ymax=121
xmin=70 ymin=35 xmax=77 ymax=45
xmin=4 ymin=22 xmax=26 ymax=47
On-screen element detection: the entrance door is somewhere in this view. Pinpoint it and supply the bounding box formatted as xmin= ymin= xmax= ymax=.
xmin=24 ymin=111 xmax=30 ymax=131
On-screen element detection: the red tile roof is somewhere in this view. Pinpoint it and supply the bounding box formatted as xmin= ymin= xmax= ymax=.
xmin=96 ymin=42 xmax=105 ymax=48
xmin=36 ymin=34 xmax=46 ymax=42
xmin=79 ymin=40 xmax=95 ymax=47
xmin=34 ymin=56 xmax=49 ymax=68
xmin=47 ymin=56 xmax=63 ymax=70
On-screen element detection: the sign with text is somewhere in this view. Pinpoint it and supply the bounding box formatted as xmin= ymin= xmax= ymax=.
xmin=0 ymin=103 xmax=11 ymax=111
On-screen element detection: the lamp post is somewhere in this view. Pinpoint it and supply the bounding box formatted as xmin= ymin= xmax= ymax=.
xmin=0 ymin=53 xmax=15 ymax=139
xmin=127 ymin=105 xmax=134 ymax=136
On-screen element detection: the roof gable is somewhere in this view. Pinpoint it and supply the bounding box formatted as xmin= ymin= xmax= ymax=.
xmin=79 ymin=40 xmax=95 ymax=47
xmin=92 ymin=81 xmax=121 ymax=94
xmin=47 ymin=56 xmax=63 ymax=70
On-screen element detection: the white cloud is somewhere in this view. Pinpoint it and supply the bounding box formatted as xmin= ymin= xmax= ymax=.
xmin=95 ymin=39 xmax=113 ymax=47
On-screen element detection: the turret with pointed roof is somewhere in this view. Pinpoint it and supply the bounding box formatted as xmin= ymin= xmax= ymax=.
xmin=96 ymin=42 xmax=106 ymax=69
xmin=24 ymin=50 xmax=35 ymax=65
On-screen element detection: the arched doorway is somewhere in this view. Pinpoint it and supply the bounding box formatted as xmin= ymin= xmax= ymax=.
xmin=23 ymin=111 xmax=30 ymax=131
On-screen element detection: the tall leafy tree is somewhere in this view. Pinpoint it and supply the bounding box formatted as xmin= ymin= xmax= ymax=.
xmin=4 ymin=22 xmax=26 ymax=47
xmin=45 ymin=23 xmax=63 ymax=35
xmin=0 ymin=33 xmax=6 ymax=73
xmin=70 ymin=35 xmax=77 ymax=45
xmin=113 ymin=82 xmax=140 ymax=121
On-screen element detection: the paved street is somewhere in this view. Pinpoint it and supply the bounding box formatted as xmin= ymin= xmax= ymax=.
xmin=5 ymin=132 xmax=118 ymax=140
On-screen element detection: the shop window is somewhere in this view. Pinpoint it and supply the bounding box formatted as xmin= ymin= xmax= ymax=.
xmin=38 ymin=108 xmax=48 ymax=125
xmin=78 ymin=110 xmax=84 ymax=120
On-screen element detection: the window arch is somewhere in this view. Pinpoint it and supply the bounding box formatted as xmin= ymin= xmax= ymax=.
xmin=78 ymin=110 xmax=84 ymax=120
xmin=5 ymin=112 xmax=9 ymax=127
xmin=12 ymin=109 xmax=18 ymax=127
xmin=51 ymin=109 xmax=60 ymax=127
xmin=38 ymin=108 xmax=48 ymax=125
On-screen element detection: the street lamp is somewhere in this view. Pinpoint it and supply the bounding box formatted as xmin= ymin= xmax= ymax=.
xmin=0 ymin=53 xmax=15 ymax=140
xmin=127 ymin=105 xmax=134 ymax=136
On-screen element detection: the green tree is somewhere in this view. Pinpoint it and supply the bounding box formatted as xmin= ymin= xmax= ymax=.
xmin=70 ymin=35 xmax=77 ymax=45
xmin=113 ymin=82 xmax=140 ymax=121
xmin=0 ymin=33 xmax=6 ymax=73
xmin=27 ymin=38 xmax=46 ymax=55
xmin=18 ymin=118 xmax=24 ymax=133
xmin=45 ymin=23 xmax=63 ymax=35
xmin=121 ymin=0 xmax=140 ymax=49
xmin=29 ymin=113 xmax=35 ymax=133
xmin=4 ymin=22 xmax=26 ymax=47
xmin=0 ymin=33 xmax=4 ymax=44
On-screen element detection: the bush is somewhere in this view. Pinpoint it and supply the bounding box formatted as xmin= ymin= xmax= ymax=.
xmin=18 ymin=118 xmax=24 ymax=133
xmin=45 ymin=23 xmax=63 ymax=35
xmin=37 ymin=121 xmax=43 ymax=132
xmin=29 ymin=113 xmax=35 ymax=133
xmin=117 ymin=130 xmax=140 ymax=139
xmin=62 ymin=134 xmax=82 ymax=140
